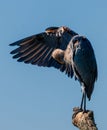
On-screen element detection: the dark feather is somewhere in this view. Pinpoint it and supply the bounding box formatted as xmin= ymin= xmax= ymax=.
xmin=71 ymin=36 xmax=98 ymax=99
xmin=10 ymin=26 xmax=76 ymax=78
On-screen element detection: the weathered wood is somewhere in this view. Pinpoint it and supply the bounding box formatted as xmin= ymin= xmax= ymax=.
xmin=72 ymin=107 xmax=98 ymax=130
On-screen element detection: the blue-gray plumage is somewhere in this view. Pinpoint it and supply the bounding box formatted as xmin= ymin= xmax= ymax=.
xmin=10 ymin=26 xmax=97 ymax=110
xmin=64 ymin=35 xmax=97 ymax=110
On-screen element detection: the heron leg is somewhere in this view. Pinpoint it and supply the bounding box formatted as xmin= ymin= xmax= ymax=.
xmin=80 ymin=92 xmax=84 ymax=110
xmin=83 ymin=91 xmax=86 ymax=111
xmin=80 ymin=84 xmax=86 ymax=111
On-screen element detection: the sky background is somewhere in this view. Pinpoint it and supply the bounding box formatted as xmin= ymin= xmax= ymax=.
xmin=1 ymin=0 xmax=107 ymax=130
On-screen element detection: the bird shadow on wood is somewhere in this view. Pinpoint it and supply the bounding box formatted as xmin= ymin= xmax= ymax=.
xmin=72 ymin=107 xmax=98 ymax=130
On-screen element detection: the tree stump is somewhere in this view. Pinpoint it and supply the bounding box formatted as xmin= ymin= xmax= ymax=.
xmin=72 ymin=107 xmax=98 ymax=130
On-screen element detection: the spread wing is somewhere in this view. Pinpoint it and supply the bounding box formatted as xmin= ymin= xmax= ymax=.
xmin=10 ymin=26 xmax=77 ymax=77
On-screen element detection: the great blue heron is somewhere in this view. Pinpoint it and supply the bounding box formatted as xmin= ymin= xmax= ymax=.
xmin=10 ymin=26 xmax=98 ymax=111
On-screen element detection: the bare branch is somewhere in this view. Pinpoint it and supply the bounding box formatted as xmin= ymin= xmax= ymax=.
xmin=72 ymin=107 xmax=98 ymax=130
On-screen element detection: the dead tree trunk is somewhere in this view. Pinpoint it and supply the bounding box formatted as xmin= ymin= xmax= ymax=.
xmin=72 ymin=107 xmax=98 ymax=130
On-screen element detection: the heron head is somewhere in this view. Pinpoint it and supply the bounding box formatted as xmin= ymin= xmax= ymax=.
xmin=72 ymin=35 xmax=86 ymax=43
xmin=70 ymin=35 xmax=87 ymax=50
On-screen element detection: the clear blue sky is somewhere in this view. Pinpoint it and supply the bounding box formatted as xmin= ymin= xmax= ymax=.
xmin=1 ymin=0 xmax=107 ymax=130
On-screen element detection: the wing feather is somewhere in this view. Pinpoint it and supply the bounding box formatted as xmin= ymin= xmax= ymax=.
xmin=10 ymin=26 xmax=77 ymax=77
